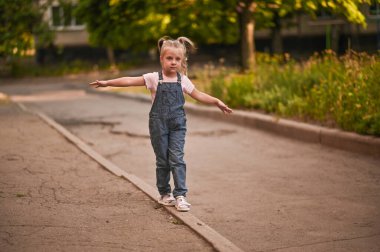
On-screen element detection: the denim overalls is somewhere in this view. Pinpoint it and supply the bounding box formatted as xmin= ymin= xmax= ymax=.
xmin=149 ymin=71 xmax=187 ymax=198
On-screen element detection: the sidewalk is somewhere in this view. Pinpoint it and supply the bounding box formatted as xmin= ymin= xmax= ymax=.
xmin=0 ymin=101 xmax=213 ymax=252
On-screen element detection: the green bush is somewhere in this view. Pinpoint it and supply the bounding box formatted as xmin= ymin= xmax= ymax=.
xmin=204 ymin=51 xmax=380 ymax=136
xmin=224 ymin=74 xmax=255 ymax=108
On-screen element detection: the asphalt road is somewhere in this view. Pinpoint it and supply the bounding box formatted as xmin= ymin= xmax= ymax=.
xmin=2 ymin=81 xmax=380 ymax=252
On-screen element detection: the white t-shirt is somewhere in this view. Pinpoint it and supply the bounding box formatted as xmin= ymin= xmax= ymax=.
xmin=143 ymin=72 xmax=195 ymax=102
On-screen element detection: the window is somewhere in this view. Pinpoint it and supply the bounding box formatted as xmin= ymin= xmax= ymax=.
xmin=52 ymin=6 xmax=62 ymax=26
xmin=50 ymin=3 xmax=83 ymax=29
xmin=369 ymin=3 xmax=380 ymax=17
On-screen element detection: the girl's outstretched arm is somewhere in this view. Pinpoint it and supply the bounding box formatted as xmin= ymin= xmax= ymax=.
xmin=189 ymin=88 xmax=232 ymax=114
xmin=89 ymin=76 xmax=145 ymax=88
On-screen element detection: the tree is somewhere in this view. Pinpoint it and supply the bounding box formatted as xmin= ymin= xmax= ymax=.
xmin=75 ymin=0 xmax=239 ymax=66
xmin=261 ymin=0 xmax=379 ymax=54
xmin=76 ymin=0 xmax=178 ymax=66
xmin=76 ymin=0 xmax=378 ymax=72
xmin=298 ymin=0 xmax=376 ymax=25
xmin=0 ymin=0 xmax=53 ymax=62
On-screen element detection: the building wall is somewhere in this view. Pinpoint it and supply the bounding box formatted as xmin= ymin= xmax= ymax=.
xmin=54 ymin=30 xmax=88 ymax=46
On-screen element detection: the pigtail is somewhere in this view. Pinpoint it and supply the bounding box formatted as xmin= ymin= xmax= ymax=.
xmin=177 ymin=37 xmax=196 ymax=54
xmin=177 ymin=37 xmax=196 ymax=76
xmin=157 ymin=36 xmax=171 ymax=53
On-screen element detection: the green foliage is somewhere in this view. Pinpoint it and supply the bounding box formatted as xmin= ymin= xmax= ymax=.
xmin=167 ymin=0 xmax=239 ymax=44
xmin=0 ymin=0 xmax=53 ymax=58
xmin=75 ymin=0 xmax=376 ymax=72
xmin=203 ymin=51 xmax=380 ymax=136
xmin=76 ymin=0 xmax=165 ymax=50
xmin=295 ymin=0 xmax=376 ymax=27
xmin=252 ymin=0 xmax=376 ymax=31
xmin=75 ymin=0 xmax=239 ymax=52
xmin=224 ymin=74 xmax=255 ymax=108
xmin=209 ymin=73 xmax=227 ymax=101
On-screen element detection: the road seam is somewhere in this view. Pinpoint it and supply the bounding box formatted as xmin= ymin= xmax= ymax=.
xmin=15 ymin=101 xmax=244 ymax=252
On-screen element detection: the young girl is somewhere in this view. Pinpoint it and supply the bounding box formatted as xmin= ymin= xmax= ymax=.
xmin=89 ymin=36 xmax=232 ymax=212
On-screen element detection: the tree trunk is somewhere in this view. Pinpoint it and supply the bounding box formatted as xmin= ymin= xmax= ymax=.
xmin=240 ymin=1 xmax=256 ymax=72
xmin=271 ymin=12 xmax=283 ymax=55
xmin=106 ymin=46 xmax=116 ymax=68
xmin=106 ymin=46 xmax=119 ymax=72
xmin=331 ymin=25 xmax=340 ymax=53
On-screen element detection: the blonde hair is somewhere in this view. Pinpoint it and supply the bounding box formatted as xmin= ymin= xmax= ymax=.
xmin=157 ymin=36 xmax=196 ymax=75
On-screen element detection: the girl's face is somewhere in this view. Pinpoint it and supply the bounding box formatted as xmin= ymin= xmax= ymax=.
xmin=160 ymin=48 xmax=183 ymax=76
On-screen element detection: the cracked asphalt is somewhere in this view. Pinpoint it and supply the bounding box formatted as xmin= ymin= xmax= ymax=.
xmin=0 ymin=102 xmax=213 ymax=252
xmin=1 ymin=75 xmax=380 ymax=252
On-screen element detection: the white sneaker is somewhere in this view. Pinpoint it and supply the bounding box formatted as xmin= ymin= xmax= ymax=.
xmin=158 ymin=193 xmax=176 ymax=206
xmin=175 ymin=196 xmax=191 ymax=212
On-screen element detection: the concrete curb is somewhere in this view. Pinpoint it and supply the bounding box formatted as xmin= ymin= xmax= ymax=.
xmin=15 ymin=101 xmax=244 ymax=252
xmin=87 ymin=89 xmax=380 ymax=157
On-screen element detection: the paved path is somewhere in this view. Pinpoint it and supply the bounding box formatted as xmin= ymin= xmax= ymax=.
xmin=1 ymin=79 xmax=380 ymax=251
xmin=0 ymin=102 xmax=213 ymax=252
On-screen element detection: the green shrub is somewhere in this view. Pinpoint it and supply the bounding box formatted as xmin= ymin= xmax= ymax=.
xmin=209 ymin=70 xmax=227 ymax=101
xmin=203 ymin=51 xmax=380 ymax=136
xmin=224 ymin=74 xmax=255 ymax=108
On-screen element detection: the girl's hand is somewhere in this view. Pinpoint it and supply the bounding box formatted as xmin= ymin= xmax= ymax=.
xmin=89 ymin=80 xmax=108 ymax=88
xmin=217 ymin=100 xmax=233 ymax=114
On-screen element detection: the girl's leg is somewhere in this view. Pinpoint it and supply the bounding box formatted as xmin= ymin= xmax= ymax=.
xmin=151 ymin=134 xmax=171 ymax=195
xmin=168 ymin=117 xmax=187 ymax=198
xmin=149 ymin=118 xmax=171 ymax=195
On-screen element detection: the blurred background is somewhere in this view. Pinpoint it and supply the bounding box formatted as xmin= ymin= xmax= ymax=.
xmin=1 ymin=0 xmax=379 ymax=136
xmin=1 ymin=0 xmax=379 ymax=71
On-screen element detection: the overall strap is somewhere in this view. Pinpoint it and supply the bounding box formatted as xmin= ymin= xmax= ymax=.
xmin=158 ymin=71 xmax=181 ymax=84
xmin=158 ymin=71 xmax=163 ymax=84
